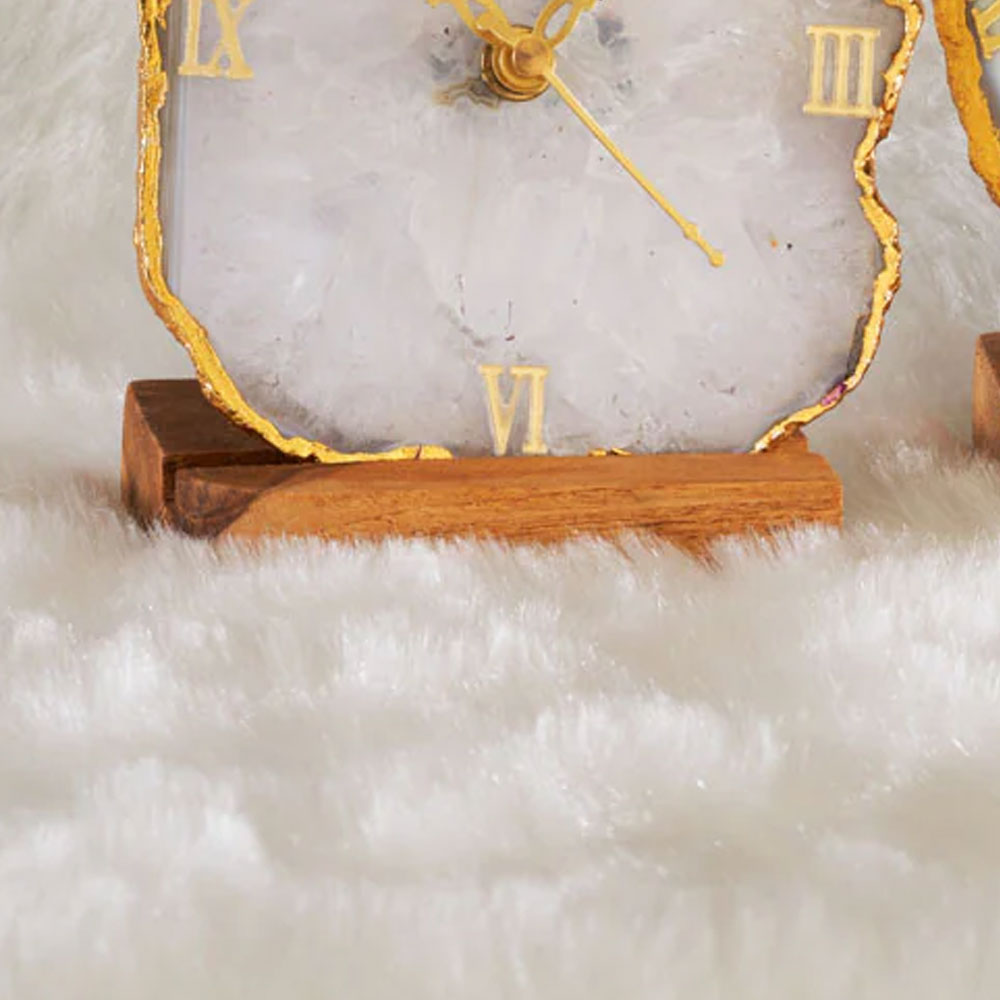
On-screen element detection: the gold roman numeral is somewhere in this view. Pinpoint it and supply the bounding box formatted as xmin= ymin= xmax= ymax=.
xmin=973 ymin=1 xmax=1000 ymax=59
xmin=804 ymin=25 xmax=881 ymax=119
xmin=178 ymin=0 xmax=255 ymax=80
xmin=478 ymin=365 xmax=549 ymax=456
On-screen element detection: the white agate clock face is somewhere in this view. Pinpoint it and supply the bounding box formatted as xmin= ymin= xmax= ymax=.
xmin=936 ymin=0 xmax=1000 ymax=207
xmin=137 ymin=0 xmax=921 ymax=462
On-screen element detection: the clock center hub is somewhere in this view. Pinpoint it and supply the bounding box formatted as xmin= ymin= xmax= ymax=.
xmin=482 ymin=27 xmax=555 ymax=102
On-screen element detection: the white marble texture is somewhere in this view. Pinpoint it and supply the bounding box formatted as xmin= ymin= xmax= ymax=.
xmin=163 ymin=0 xmax=907 ymax=455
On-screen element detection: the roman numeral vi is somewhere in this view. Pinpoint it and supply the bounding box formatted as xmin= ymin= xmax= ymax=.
xmin=479 ymin=365 xmax=549 ymax=457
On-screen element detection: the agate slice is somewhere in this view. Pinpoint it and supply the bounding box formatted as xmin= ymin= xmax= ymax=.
xmin=137 ymin=0 xmax=922 ymax=461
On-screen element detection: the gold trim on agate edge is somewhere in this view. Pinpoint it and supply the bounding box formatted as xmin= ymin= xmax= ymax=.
xmin=136 ymin=0 xmax=923 ymax=463
xmin=934 ymin=0 xmax=1000 ymax=207
xmin=754 ymin=0 xmax=924 ymax=451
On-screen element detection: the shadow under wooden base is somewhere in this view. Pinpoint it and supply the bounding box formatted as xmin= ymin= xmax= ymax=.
xmin=974 ymin=333 xmax=1000 ymax=461
xmin=122 ymin=380 xmax=843 ymax=551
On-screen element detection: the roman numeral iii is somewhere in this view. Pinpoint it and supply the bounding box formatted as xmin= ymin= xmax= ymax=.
xmin=179 ymin=0 xmax=256 ymax=80
xmin=803 ymin=25 xmax=881 ymax=119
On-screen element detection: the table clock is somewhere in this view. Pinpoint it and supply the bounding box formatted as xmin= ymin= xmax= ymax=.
xmin=125 ymin=0 xmax=923 ymax=547
xmin=934 ymin=2 xmax=1000 ymax=460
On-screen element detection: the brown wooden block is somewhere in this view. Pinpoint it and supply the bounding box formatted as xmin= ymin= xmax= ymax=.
xmin=122 ymin=380 xmax=843 ymax=551
xmin=974 ymin=333 xmax=1000 ymax=461
xmin=121 ymin=380 xmax=295 ymax=527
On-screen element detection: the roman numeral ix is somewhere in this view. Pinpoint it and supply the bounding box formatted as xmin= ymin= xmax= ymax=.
xmin=179 ymin=0 xmax=256 ymax=80
xmin=973 ymin=0 xmax=1000 ymax=59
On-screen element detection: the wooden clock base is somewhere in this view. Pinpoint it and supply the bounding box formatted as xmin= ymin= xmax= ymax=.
xmin=121 ymin=380 xmax=843 ymax=552
xmin=974 ymin=333 xmax=1000 ymax=461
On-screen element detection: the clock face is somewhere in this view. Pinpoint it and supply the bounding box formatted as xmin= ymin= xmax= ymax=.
xmin=935 ymin=0 xmax=1000 ymax=206
xmin=137 ymin=0 xmax=922 ymax=462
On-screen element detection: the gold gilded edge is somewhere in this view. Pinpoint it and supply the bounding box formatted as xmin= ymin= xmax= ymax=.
xmin=135 ymin=0 xmax=452 ymax=464
xmin=753 ymin=0 xmax=924 ymax=453
xmin=934 ymin=0 xmax=1000 ymax=207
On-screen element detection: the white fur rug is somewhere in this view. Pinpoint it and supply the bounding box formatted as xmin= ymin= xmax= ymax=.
xmin=3 ymin=2 xmax=1000 ymax=996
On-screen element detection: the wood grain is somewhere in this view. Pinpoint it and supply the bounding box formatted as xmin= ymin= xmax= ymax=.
xmin=121 ymin=381 xmax=294 ymax=526
xmin=974 ymin=333 xmax=1000 ymax=461
xmin=123 ymin=380 xmax=843 ymax=550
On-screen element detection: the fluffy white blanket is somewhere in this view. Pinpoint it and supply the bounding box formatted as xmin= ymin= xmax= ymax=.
xmin=2 ymin=2 xmax=1000 ymax=996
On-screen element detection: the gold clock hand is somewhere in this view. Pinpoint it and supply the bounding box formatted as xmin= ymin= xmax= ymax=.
xmin=428 ymin=0 xmax=723 ymax=266
xmin=426 ymin=0 xmax=520 ymax=47
xmin=543 ymin=66 xmax=725 ymax=268
xmin=532 ymin=0 xmax=598 ymax=48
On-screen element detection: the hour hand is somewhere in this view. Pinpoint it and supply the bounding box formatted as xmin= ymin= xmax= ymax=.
xmin=426 ymin=0 xmax=519 ymax=47
xmin=532 ymin=0 xmax=598 ymax=48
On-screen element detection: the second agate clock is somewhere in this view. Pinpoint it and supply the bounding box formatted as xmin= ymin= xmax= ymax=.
xmin=137 ymin=0 xmax=923 ymax=462
xmin=936 ymin=0 xmax=1000 ymax=206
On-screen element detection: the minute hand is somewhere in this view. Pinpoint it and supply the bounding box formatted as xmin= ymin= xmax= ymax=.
xmin=542 ymin=68 xmax=725 ymax=268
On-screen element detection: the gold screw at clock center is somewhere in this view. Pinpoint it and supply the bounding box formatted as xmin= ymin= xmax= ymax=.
xmin=482 ymin=26 xmax=554 ymax=101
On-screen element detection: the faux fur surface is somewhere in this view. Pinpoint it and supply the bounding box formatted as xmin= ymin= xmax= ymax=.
xmin=3 ymin=1 xmax=1000 ymax=996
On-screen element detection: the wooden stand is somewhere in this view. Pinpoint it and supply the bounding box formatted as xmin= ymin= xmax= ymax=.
xmin=122 ymin=380 xmax=843 ymax=551
xmin=974 ymin=333 xmax=1000 ymax=461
